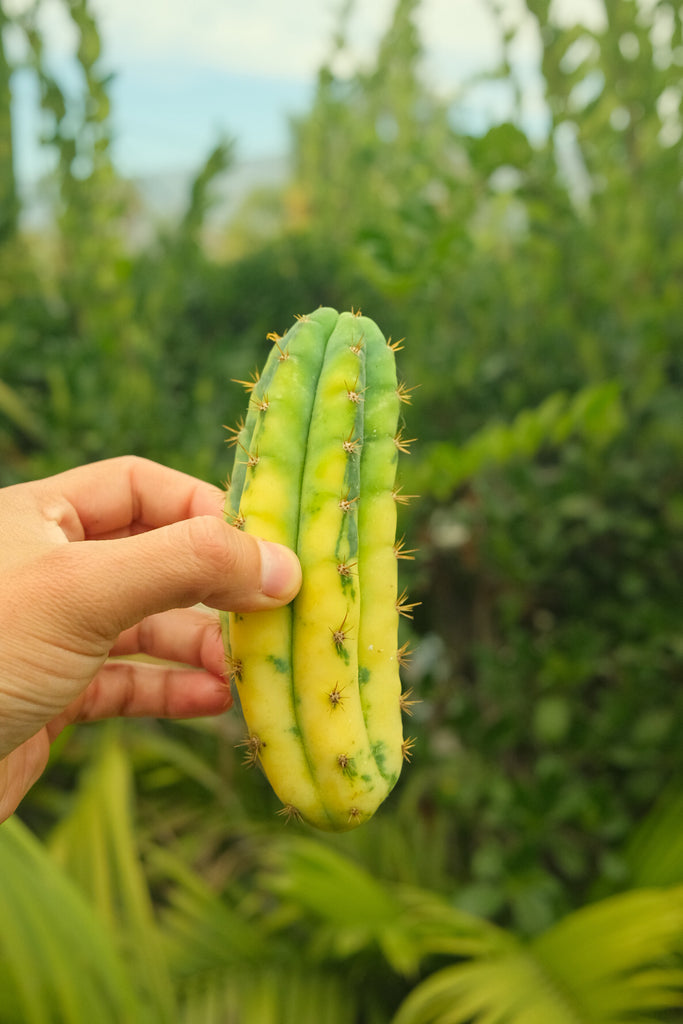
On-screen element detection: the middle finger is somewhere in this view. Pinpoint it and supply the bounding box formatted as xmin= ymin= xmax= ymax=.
xmin=109 ymin=606 xmax=226 ymax=678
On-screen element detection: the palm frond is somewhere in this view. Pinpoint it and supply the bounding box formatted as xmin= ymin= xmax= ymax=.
xmin=46 ymin=724 xmax=175 ymax=1022
xmin=394 ymin=951 xmax=581 ymax=1024
xmin=534 ymin=887 xmax=683 ymax=1021
xmin=151 ymin=838 xmax=380 ymax=1023
xmin=261 ymin=836 xmax=503 ymax=977
xmin=394 ymin=886 xmax=683 ymax=1024
xmin=625 ymin=781 xmax=683 ymax=888
xmin=0 ymin=815 xmax=142 ymax=1024
xmin=177 ymin=963 xmax=360 ymax=1024
xmin=152 ymin=841 xmax=269 ymax=979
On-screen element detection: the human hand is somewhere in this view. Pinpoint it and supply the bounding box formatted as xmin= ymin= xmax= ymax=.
xmin=0 ymin=455 xmax=301 ymax=821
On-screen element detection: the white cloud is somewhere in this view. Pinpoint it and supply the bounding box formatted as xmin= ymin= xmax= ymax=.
xmin=8 ymin=0 xmax=607 ymax=180
xmin=95 ymin=0 xmax=353 ymax=77
xmin=94 ymin=0 xmax=519 ymax=81
xmin=6 ymin=0 xmax=605 ymax=84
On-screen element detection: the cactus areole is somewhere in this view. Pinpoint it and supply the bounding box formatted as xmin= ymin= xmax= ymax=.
xmin=221 ymin=308 xmax=415 ymax=831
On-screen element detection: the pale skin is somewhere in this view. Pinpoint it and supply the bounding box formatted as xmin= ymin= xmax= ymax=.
xmin=0 ymin=455 xmax=302 ymax=823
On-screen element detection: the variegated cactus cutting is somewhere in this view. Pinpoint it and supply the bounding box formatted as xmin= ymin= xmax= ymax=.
xmin=221 ymin=307 xmax=417 ymax=831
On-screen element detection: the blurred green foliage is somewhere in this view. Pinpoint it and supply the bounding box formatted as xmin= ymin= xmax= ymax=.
xmin=1 ymin=0 xmax=683 ymax=1019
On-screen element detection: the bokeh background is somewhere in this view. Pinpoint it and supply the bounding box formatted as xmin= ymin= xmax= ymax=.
xmin=1 ymin=1 xmax=683 ymax=1021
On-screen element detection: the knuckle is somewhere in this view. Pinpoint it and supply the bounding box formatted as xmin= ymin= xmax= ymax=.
xmin=185 ymin=515 xmax=248 ymax=577
xmin=182 ymin=516 xmax=263 ymax=609
xmin=107 ymin=453 xmax=150 ymax=479
xmin=115 ymin=454 xmax=151 ymax=472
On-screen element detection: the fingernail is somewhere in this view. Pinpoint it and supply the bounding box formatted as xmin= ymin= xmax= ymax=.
xmin=258 ymin=540 xmax=302 ymax=601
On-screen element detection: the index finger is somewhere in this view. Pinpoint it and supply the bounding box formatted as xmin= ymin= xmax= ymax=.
xmin=45 ymin=456 xmax=226 ymax=540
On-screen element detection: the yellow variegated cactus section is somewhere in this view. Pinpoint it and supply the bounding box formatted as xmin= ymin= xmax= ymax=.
xmin=222 ymin=308 xmax=416 ymax=831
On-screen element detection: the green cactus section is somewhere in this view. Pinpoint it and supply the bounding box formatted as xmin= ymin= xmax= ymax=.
xmin=222 ymin=308 xmax=413 ymax=831
xmin=356 ymin=321 xmax=405 ymax=787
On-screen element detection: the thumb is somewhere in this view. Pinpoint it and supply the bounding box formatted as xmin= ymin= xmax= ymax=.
xmin=41 ymin=516 xmax=302 ymax=642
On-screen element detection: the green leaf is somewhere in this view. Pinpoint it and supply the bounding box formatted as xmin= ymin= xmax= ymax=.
xmin=47 ymin=726 xmax=175 ymax=1021
xmin=626 ymin=784 xmax=683 ymax=888
xmin=177 ymin=963 xmax=358 ymax=1024
xmin=0 ymin=816 xmax=142 ymax=1024
xmin=394 ymin=886 xmax=683 ymax=1024
xmin=470 ymin=123 xmax=535 ymax=175
xmin=0 ymin=377 xmax=44 ymax=441
xmin=262 ymin=837 xmax=502 ymax=976
xmin=418 ymin=380 xmax=624 ymax=498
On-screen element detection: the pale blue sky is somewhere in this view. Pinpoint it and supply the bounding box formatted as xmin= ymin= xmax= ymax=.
xmin=6 ymin=0 xmax=602 ymax=183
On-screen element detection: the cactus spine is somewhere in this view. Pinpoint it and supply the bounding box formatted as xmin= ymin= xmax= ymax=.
xmin=222 ymin=308 xmax=414 ymax=831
